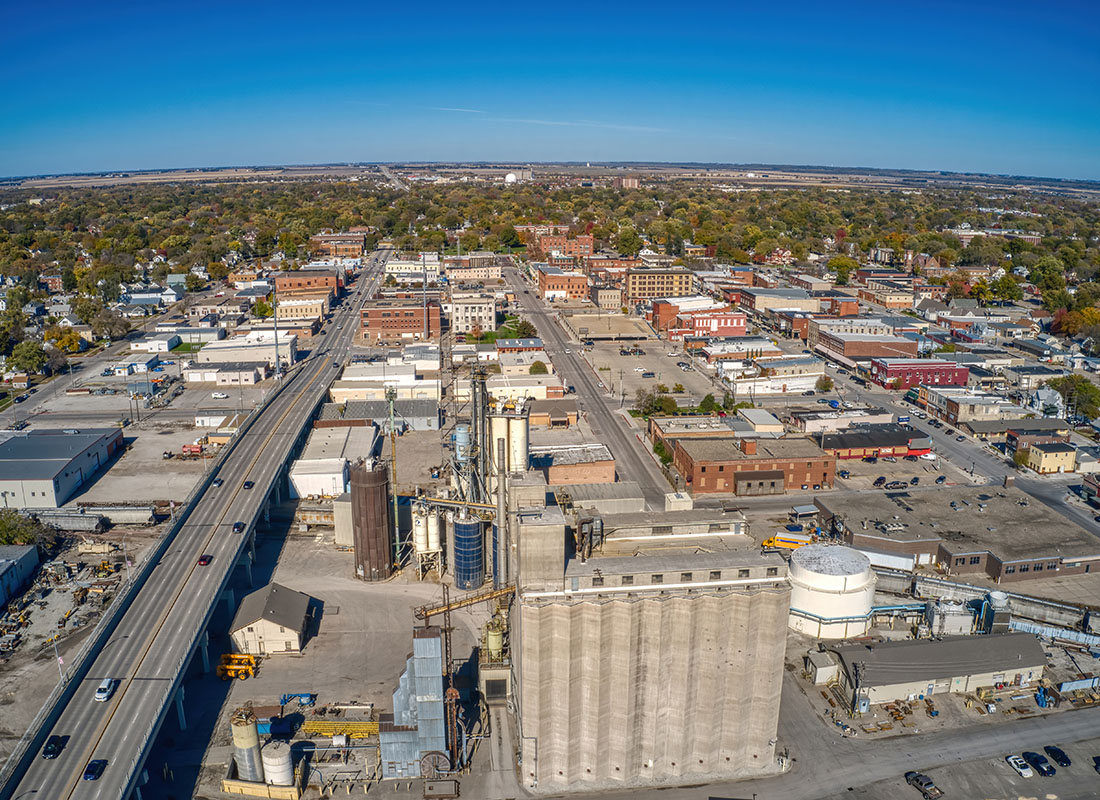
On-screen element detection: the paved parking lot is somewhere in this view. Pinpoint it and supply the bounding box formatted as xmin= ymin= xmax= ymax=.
xmin=578 ymin=342 xmax=718 ymax=405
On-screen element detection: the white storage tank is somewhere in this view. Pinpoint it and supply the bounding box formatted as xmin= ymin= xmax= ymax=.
xmin=788 ymin=544 xmax=876 ymax=640
xmin=507 ymin=414 xmax=528 ymax=473
xmin=426 ymin=510 xmax=442 ymax=552
xmin=261 ymin=740 xmax=294 ymax=786
xmin=412 ymin=509 xmax=429 ymax=554
xmin=490 ymin=415 xmax=509 ymax=473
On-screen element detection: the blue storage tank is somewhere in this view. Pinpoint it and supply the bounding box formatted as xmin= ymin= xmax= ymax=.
xmin=491 ymin=523 xmax=499 ymax=588
xmin=453 ymin=517 xmax=484 ymax=590
xmin=454 ymin=424 xmax=471 ymax=465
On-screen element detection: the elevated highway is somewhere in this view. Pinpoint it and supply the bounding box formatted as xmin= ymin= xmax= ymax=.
xmin=1 ymin=251 xmax=387 ymax=800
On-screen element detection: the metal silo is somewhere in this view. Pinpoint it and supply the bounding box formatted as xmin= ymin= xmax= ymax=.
xmin=412 ymin=508 xmax=429 ymax=554
xmin=507 ymin=413 xmax=528 ymax=473
xmin=230 ymin=705 xmax=265 ymax=783
xmin=454 ymin=424 xmax=471 ymax=465
xmin=350 ymin=461 xmax=393 ymax=581
xmin=452 ymin=512 xmax=484 ymax=590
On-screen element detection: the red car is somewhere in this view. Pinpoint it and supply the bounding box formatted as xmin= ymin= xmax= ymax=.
xmin=198 ymin=554 xmax=213 ymax=566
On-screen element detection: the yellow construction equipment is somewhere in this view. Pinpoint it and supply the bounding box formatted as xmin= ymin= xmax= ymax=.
xmin=217 ymin=653 xmax=257 ymax=681
xmin=94 ymin=560 xmax=115 ymax=578
xmin=301 ymin=719 xmax=379 ymax=739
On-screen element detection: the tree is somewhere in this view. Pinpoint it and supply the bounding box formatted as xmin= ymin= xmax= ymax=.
xmin=827 ymin=256 xmax=857 ymax=285
xmin=512 ymin=319 xmax=538 ymax=339
xmin=45 ymin=346 xmax=68 ymax=375
xmin=184 ymin=273 xmax=206 ymax=292
xmin=698 ymin=393 xmax=718 ymax=413
xmin=672 ymin=383 xmax=685 ymax=393
xmin=8 ymin=341 xmax=47 ymax=374
xmin=991 ymin=275 xmax=1023 ymax=301
xmin=44 ymin=326 xmax=84 ymax=353
xmin=815 ymin=375 xmax=834 ymax=392
xmin=652 ymin=438 xmax=673 ymax=466
xmin=616 ymin=226 xmax=643 ymax=256
xmin=529 ymin=360 xmax=548 ymax=375
xmin=0 ymin=509 xmax=50 ymax=546
xmin=1046 ymin=375 xmax=1100 ymax=418
xmin=1012 ymin=448 xmax=1031 ymax=469
xmin=1042 ymin=289 xmax=1074 ymax=313
xmin=253 ymin=300 xmax=274 ymax=319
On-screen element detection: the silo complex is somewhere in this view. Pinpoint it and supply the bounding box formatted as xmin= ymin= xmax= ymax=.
xmin=350 ymin=461 xmax=392 ymax=581
xmin=788 ymin=544 xmax=876 ymax=639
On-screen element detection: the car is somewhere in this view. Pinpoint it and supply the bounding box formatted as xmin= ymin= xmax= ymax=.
xmin=676 ymin=362 xmax=690 ymax=369
xmin=881 ymin=456 xmax=897 ymax=463
xmin=666 ymin=352 xmax=678 ymax=357
xmin=620 ymin=349 xmax=631 ymax=356
xmin=1005 ymin=754 xmax=1033 ymax=778
xmin=903 ymin=455 xmax=919 ymax=462
xmin=211 ymin=478 xmax=224 ymax=488
xmin=83 ymin=759 xmax=108 ymax=781
xmin=885 ymin=481 xmax=908 ymax=490
xmin=956 ymin=435 xmax=966 ymax=442
xmin=563 ymin=349 xmax=571 ymax=354
xmin=837 ymin=369 xmax=848 ymax=375
xmin=862 ymin=456 xmax=878 ymax=464
xmin=802 ymin=390 xmax=816 ymax=396
xmin=800 ymin=484 xmax=809 ymax=491
xmin=641 ymin=371 xmax=656 ymax=378
xmin=1093 ymin=755 xmax=1100 ymax=775
xmin=333 ymin=363 xmax=340 ymax=368
xmin=910 ymin=476 xmax=920 ymax=485
xmin=198 ymin=554 xmax=213 ymax=566
xmin=1043 ymin=745 xmax=1071 ymax=767
xmin=232 ymin=522 xmax=245 ymax=534
xmin=634 ymin=367 xmax=646 ymax=373
xmin=946 ymin=429 xmax=956 ymax=436
xmin=904 ymin=771 xmax=944 ymax=799
xmin=41 ymin=735 xmax=66 ymax=759
xmin=243 ymin=481 xmax=254 ymax=490
xmin=1022 ymin=751 xmax=1055 ymax=776
xmin=27 ymin=388 xmax=36 ymax=395
xmin=211 ymin=391 xmax=229 ymax=399
xmin=816 ymin=398 xmax=829 ymax=405
xmin=873 ymin=476 xmax=887 ymax=487
xmin=838 ymin=470 xmax=851 ymax=479
xmin=94 ymin=678 xmax=115 ymax=702
xmin=13 ymin=395 xmax=25 ymax=403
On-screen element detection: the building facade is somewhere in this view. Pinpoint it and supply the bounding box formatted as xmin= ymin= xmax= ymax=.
xmin=624 ymin=268 xmax=695 ymax=305
xmin=869 ymin=358 xmax=969 ymax=390
xmin=672 ymin=438 xmax=835 ymax=495
xmin=360 ymin=302 xmax=442 ymax=344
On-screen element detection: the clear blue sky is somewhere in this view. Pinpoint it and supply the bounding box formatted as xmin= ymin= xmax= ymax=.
xmin=3 ymin=0 xmax=1099 ymax=180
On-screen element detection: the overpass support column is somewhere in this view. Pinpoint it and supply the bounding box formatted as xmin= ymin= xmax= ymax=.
xmin=263 ymin=501 xmax=271 ymax=523
xmin=223 ymin=587 xmax=236 ymax=616
xmin=248 ymin=529 xmax=257 ymax=561
xmin=200 ymin=630 xmax=210 ymax=673
xmin=274 ymin=475 xmax=283 ymax=505
xmin=240 ymin=551 xmax=253 ymax=586
xmin=175 ymin=685 xmax=187 ymax=731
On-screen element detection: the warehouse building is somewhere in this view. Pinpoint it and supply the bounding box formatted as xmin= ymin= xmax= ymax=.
xmin=289 ymin=425 xmax=378 ymax=498
xmin=830 ymin=633 xmax=1045 ymax=709
xmin=672 ymin=437 xmax=835 ymax=495
xmin=229 ymin=583 xmax=313 ymax=656
xmin=0 ymin=428 xmax=125 ymax=509
xmin=196 ymin=331 xmax=297 ymax=368
xmin=0 ymin=545 xmax=38 ymax=606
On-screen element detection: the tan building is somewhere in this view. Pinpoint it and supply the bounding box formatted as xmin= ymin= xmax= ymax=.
xmin=449 ymin=294 xmax=497 ymax=334
xmin=1027 ymin=442 xmax=1076 ymax=474
xmin=590 ymin=284 xmax=622 ymax=310
xmin=229 ymin=583 xmax=312 ymax=656
xmin=275 ymin=295 xmax=329 ymax=321
xmin=624 ymin=268 xmax=695 ymax=304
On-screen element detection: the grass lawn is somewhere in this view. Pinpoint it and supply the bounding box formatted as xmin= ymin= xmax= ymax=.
xmin=171 ymin=341 xmax=205 ymax=353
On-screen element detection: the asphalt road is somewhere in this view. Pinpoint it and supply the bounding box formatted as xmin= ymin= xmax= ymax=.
xmin=4 ymin=252 xmax=387 ymax=800
xmin=502 ymin=265 xmax=670 ymax=508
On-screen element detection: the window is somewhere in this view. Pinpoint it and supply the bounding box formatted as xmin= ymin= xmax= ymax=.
xmin=1004 ymin=565 xmax=1016 ymax=574
xmin=621 ymin=575 xmax=633 ymax=586
xmin=1048 ymin=561 xmax=1058 ymax=570
xmin=1019 ymin=564 xmax=1029 ymax=573
xmin=954 ymin=557 xmax=965 ymax=566
xmin=285 ymin=641 xmax=293 ymax=650
xmin=681 ymin=572 xmax=693 ymax=582
xmin=247 ymin=626 xmax=254 ymax=632
xmin=766 ymin=567 xmax=778 ymax=577
xmin=651 ymin=574 xmax=664 ymax=584
xmin=592 ymin=576 xmax=604 ymax=587
xmin=1034 ymin=563 xmax=1043 ymax=572
xmin=969 ymin=556 xmax=981 ymax=565
xmin=709 ymin=570 xmax=722 ymax=580
xmin=738 ymin=569 xmax=750 ymax=578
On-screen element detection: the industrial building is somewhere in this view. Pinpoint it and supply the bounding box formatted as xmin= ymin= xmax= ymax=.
xmin=379 ymin=626 xmax=447 ymax=778
xmin=229 ymin=583 xmax=312 ymax=656
xmin=787 ymin=545 xmax=876 ymax=640
xmin=0 ymin=428 xmax=125 ymax=508
xmin=671 ymin=437 xmax=835 ymax=495
xmin=183 ymin=361 xmax=268 ymax=386
xmin=828 ymin=632 xmax=1046 ymax=709
xmin=196 ymin=331 xmax=297 ymax=368
xmin=288 ymin=424 xmax=378 ymax=498
xmin=512 ymin=504 xmax=790 ymax=792
xmin=318 ymin=400 xmax=441 ymax=431
xmin=0 ymin=544 xmax=38 ymax=606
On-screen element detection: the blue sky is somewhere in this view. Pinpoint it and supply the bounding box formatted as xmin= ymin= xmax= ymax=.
xmin=2 ymin=0 xmax=1099 ymax=179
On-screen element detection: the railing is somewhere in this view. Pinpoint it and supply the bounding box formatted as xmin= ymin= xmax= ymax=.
xmin=0 ymin=363 xmax=300 ymax=796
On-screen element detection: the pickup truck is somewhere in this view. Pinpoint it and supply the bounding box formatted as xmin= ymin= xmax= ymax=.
xmin=904 ymin=771 xmax=944 ymax=799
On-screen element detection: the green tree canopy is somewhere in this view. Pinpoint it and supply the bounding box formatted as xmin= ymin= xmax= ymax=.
xmin=9 ymin=340 xmax=47 ymax=374
xmin=528 ymin=360 xmax=548 ymax=375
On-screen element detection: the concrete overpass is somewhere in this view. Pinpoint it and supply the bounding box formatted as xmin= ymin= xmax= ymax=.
xmin=0 ymin=251 xmax=388 ymax=800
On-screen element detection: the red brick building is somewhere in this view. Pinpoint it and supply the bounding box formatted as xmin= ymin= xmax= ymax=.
xmin=817 ymin=332 xmax=918 ymax=361
xmin=275 ymin=270 xmax=342 ymax=295
xmin=40 ymin=274 xmax=64 ymax=292
xmin=686 ymin=311 xmax=747 ymax=338
xmin=537 ymin=267 xmax=589 ymax=300
xmin=672 ymin=437 xmax=835 ymax=496
xmin=822 ymin=297 xmax=860 ymax=316
xmin=309 ymin=232 xmax=367 ymax=258
xmin=869 ymin=358 xmax=969 ymax=390
xmin=532 ymin=234 xmax=594 ymax=259
xmin=360 ymin=301 xmax=441 ymax=344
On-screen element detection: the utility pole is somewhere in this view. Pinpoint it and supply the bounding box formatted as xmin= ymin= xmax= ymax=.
xmin=271 ymin=278 xmax=282 ymax=380
xmin=387 ymin=387 xmax=401 ymax=564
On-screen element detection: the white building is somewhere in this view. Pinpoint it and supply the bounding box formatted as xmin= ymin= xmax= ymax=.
xmin=229 ymin=583 xmax=312 ymax=656
xmin=723 ymin=355 xmax=824 ymax=398
xmin=386 ymin=253 xmax=441 ymax=284
xmin=196 ymin=331 xmax=297 ymax=368
xmin=447 ymin=294 xmax=497 ymax=334
xmin=288 ymin=424 xmax=378 ymax=498
xmin=130 ymin=333 xmax=180 ymax=353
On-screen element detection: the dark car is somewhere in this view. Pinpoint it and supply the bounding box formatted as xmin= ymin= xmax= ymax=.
xmin=1093 ymin=755 xmax=1100 ymax=775
xmin=903 ymin=455 xmax=918 ymax=462
xmin=935 ymin=475 xmax=947 ymax=485
xmin=42 ymin=735 xmax=65 ymax=759
xmin=232 ymin=522 xmax=245 ymax=534
xmin=243 ymin=481 xmax=255 ymax=490
xmin=1043 ymin=745 xmax=1071 ymax=767
xmin=198 ymin=554 xmax=213 ymax=566
xmin=956 ymin=435 xmax=966 ymax=442
xmin=802 ymin=390 xmax=816 ymax=396
xmin=83 ymin=759 xmax=108 ymax=781
xmin=1022 ymin=751 xmax=1055 ymax=776
xmin=641 ymin=371 xmax=655 ymax=378
xmin=333 ymin=362 xmax=340 ymax=368
xmin=211 ymin=478 xmax=224 ymax=488
xmin=862 ymin=456 xmax=878 ymax=464
xmin=838 ymin=470 xmax=851 ymax=479
xmin=873 ymin=476 xmax=887 ymax=487
xmin=910 ymin=476 xmax=920 ymax=485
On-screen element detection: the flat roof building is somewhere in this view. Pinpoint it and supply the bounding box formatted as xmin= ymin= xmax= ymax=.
xmin=0 ymin=428 xmax=124 ymax=508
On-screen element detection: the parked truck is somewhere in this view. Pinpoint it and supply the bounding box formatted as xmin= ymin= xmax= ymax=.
xmin=761 ymin=532 xmax=816 ymax=551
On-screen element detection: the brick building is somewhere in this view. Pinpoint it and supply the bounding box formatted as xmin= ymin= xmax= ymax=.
xmin=360 ymin=301 xmax=441 ymax=344
xmin=533 ymin=234 xmax=594 ymax=259
xmin=869 ymin=358 xmax=969 ymax=390
xmin=537 ymin=267 xmax=589 ymax=300
xmin=672 ymin=437 xmax=835 ymax=496
xmin=589 ymin=284 xmax=622 ymax=310
xmin=817 ymin=332 xmax=918 ymax=361
xmin=685 ymin=311 xmax=747 ymax=338
xmin=309 ymin=232 xmax=366 ymax=258
xmin=274 ymin=270 xmax=342 ymax=295
xmin=624 ymin=268 xmax=695 ymax=305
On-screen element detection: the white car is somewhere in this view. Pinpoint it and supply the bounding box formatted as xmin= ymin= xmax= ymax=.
xmin=1005 ymin=754 xmax=1033 ymax=778
xmin=666 ymin=352 xmax=678 ymax=357
xmin=211 ymin=392 xmax=229 ymax=400
xmin=919 ymin=452 xmax=938 ymax=461
xmin=634 ymin=367 xmax=646 ymax=373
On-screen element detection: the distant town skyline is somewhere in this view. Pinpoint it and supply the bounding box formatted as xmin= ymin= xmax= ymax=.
xmin=2 ymin=0 xmax=1098 ymax=180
